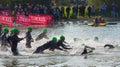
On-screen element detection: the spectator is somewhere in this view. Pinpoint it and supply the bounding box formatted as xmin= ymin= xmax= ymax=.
xmin=87 ymin=6 xmax=92 ymax=18
xmin=33 ymin=4 xmax=40 ymax=14
xmin=24 ymin=8 xmax=29 ymax=16
xmin=39 ymin=5 xmax=44 ymax=14
xmin=111 ymin=3 xmax=116 ymax=17
xmin=43 ymin=5 xmax=48 ymax=14
xmin=0 ymin=4 xmax=4 ymax=11
xmin=17 ymin=4 xmax=24 ymax=16
xmin=91 ymin=5 xmax=95 ymax=16
xmin=61 ymin=6 xmax=65 ymax=19
xmin=115 ymin=5 xmax=119 ymax=17
xmin=81 ymin=5 xmax=86 ymax=17
xmin=2 ymin=4 xmax=11 ymax=16
xmin=79 ymin=5 xmax=85 ymax=17
xmin=72 ymin=6 xmax=78 ymax=19
xmin=56 ymin=7 xmax=61 ymax=20
xmin=52 ymin=7 xmax=57 ymax=21
xmin=66 ymin=6 xmax=71 ymax=18
xmin=13 ymin=3 xmax=18 ymax=16
xmin=27 ymin=4 xmax=33 ymax=14
xmin=100 ymin=3 xmax=107 ymax=17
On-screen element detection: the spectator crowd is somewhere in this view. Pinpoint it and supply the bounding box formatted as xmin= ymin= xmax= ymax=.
xmin=0 ymin=3 xmax=119 ymax=21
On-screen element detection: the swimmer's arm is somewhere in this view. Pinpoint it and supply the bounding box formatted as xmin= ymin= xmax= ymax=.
xmin=44 ymin=35 xmax=49 ymax=39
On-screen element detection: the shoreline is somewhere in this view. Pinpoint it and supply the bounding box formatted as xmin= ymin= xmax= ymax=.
xmin=2 ymin=17 xmax=120 ymax=29
xmin=58 ymin=17 xmax=120 ymax=22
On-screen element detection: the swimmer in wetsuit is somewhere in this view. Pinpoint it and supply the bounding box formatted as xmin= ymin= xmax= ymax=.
xmin=10 ymin=28 xmax=24 ymax=56
xmin=33 ymin=37 xmax=63 ymax=54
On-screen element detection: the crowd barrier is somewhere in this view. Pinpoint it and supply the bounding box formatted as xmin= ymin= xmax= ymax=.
xmin=0 ymin=14 xmax=53 ymax=26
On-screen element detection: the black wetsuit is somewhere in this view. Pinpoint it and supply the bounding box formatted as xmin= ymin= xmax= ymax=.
xmin=26 ymin=31 xmax=32 ymax=48
xmin=81 ymin=48 xmax=87 ymax=55
xmin=104 ymin=44 xmax=115 ymax=49
xmin=49 ymin=40 xmax=71 ymax=51
xmin=10 ymin=34 xmax=23 ymax=56
xmin=35 ymin=33 xmax=48 ymax=41
xmin=7 ymin=35 xmax=12 ymax=47
xmin=57 ymin=40 xmax=71 ymax=49
xmin=0 ymin=27 xmax=2 ymax=36
xmin=1 ymin=34 xmax=8 ymax=46
xmin=1 ymin=33 xmax=10 ymax=51
xmin=33 ymin=40 xmax=63 ymax=53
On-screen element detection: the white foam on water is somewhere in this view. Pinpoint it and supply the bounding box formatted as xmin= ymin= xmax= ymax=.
xmin=0 ymin=22 xmax=120 ymax=66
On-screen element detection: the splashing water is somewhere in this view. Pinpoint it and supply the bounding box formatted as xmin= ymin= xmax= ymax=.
xmin=0 ymin=21 xmax=120 ymax=67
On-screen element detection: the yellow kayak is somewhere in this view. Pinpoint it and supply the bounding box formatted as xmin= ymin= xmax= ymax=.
xmin=88 ymin=23 xmax=106 ymax=26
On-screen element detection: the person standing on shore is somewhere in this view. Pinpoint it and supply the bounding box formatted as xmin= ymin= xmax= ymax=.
xmin=35 ymin=28 xmax=49 ymax=41
xmin=61 ymin=6 xmax=65 ymax=19
xmin=66 ymin=6 xmax=71 ymax=19
xmin=25 ymin=26 xmax=34 ymax=48
xmin=87 ymin=6 xmax=92 ymax=18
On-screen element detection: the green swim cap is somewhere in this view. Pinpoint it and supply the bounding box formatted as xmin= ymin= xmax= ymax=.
xmin=52 ymin=37 xmax=57 ymax=42
xmin=0 ymin=23 xmax=2 ymax=27
xmin=43 ymin=28 xmax=47 ymax=33
xmin=60 ymin=35 xmax=65 ymax=40
xmin=89 ymin=50 xmax=93 ymax=53
xmin=3 ymin=27 xmax=9 ymax=33
xmin=14 ymin=28 xmax=20 ymax=33
xmin=27 ymin=26 xmax=33 ymax=31
xmin=94 ymin=36 xmax=98 ymax=40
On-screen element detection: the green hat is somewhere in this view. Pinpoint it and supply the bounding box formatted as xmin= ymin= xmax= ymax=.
xmin=94 ymin=36 xmax=98 ymax=40
xmin=3 ymin=27 xmax=9 ymax=33
xmin=89 ymin=50 xmax=94 ymax=53
xmin=52 ymin=37 xmax=57 ymax=42
xmin=27 ymin=26 xmax=33 ymax=31
xmin=60 ymin=35 xmax=65 ymax=40
xmin=43 ymin=28 xmax=47 ymax=33
xmin=13 ymin=28 xmax=20 ymax=33
xmin=0 ymin=23 xmax=2 ymax=27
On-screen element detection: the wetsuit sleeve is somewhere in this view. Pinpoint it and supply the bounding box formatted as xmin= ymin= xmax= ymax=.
xmin=61 ymin=43 xmax=72 ymax=49
xmin=25 ymin=32 xmax=28 ymax=38
xmin=35 ymin=34 xmax=42 ymax=41
xmin=53 ymin=44 xmax=63 ymax=50
xmin=0 ymin=31 xmax=3 ymax=36
xmin=7 ymin=36 xmax=12 ymax=47
xmin=81 ymin=48 xmax=88 ymax=55
xmin=63 ymin=41 xmax=68 ymax=44
xmin=26 ymin=32 xmax=32 ymax=40
xmin=16 ymin=36 xmax=24 ymax=42
xmin=44 ymin=35 xmax=49 ymax=39
xmin=1 ymin=34 xmax=6 ymax=41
